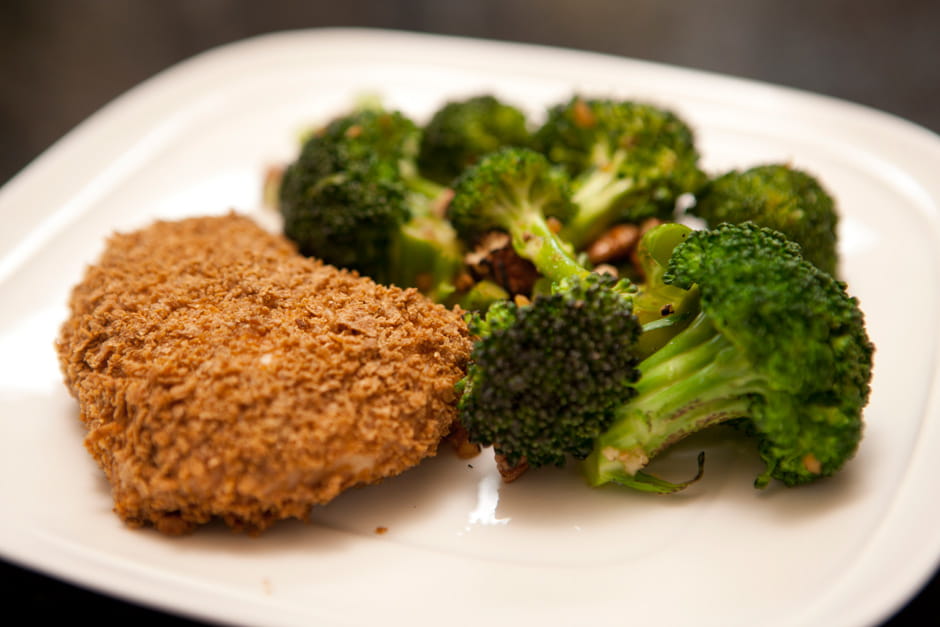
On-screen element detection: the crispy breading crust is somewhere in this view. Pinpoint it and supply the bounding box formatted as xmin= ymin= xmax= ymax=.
xmin=56 ymin=213 xmax=473 ymax=535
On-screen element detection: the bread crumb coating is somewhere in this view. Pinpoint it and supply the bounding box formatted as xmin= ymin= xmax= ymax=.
xmin=56 ymin=213 xmax=473 ymax=535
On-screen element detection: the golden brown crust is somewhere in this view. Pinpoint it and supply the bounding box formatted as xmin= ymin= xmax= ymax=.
xmin=56 ymin=213 xmax=473 ymax=535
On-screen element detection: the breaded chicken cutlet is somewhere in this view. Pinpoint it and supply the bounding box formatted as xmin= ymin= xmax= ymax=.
xmin=56 ymin=213 xmax=473 ymax=535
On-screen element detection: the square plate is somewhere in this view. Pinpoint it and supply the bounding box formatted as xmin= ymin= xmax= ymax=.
xmin=1 ymin=28 xmax=939 ymax=627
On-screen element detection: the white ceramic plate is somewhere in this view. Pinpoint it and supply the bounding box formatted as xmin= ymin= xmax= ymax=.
xmin=1 ymin=28 xmax=938 ymax=627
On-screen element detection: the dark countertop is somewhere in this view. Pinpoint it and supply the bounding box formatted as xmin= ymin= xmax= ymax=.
xmin=2 ymin=1 xmax=937 ymax=625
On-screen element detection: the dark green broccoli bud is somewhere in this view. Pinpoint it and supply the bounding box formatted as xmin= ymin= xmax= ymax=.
xmin=278 ymin=107 xmax=462 ymax=299
xmin=418 ymin=94 xmax=531 ymax=185
xmin=294 ymin=106 xmax=450 ymax=207
xmin=459 ymin=272 xmax=642 ymax=468
xmin=447 ymin=146 xmax=584 ymax=283
xmin=690 ymin=163 xmax=840 ymax=275
xmin=280 ymin=159 xmax=409 ymax=282
xmin=584 ymin=222 xmax=874 ymax=492
xmin=335 ymin=108 xmax=416 ymax=159
xmin=532 ymin=97 xmax=706 ymax=249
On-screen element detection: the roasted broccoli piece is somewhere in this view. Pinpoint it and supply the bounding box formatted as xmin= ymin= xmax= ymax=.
xmin=418 ymin=94 xmax=531 ymax=185
xmin=447 ymin=146 xmax=585 ymax=284
xmin=278 ymin=107 xmax=462 ymax=299
xmin=690 ymin=163 xmax=840 ymax=275
xmin=532 ymin=97 xmax=706 ymax=249
xmin=584 ymin=222 xmax=874 ymax=492
xmin=459 ymin=272 xmax=642 ymax=469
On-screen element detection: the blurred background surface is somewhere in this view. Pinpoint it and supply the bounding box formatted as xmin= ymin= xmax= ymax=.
xmin=3 ymin=0 xmax=939 ymax=185
xmin=1 ymin=0 xmax=937 ymax=625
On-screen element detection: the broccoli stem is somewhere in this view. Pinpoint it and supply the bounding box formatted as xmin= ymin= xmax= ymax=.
xmin=632 ymin=223 xmax=699 ymax=358
xmin=563 ymin=151 xmax=634 ymax=248
xmin=398 ymin=158 xmax=452 ymax=216
xmin=390 ymin=215 xmax=462 ymax=302
xmin=404 ymin=172 xmax=449 ymax=205
xmin=507 ymin=206 xmax=589 ymax=284
xmin=584 ymin=312 xmax=763 ymax=492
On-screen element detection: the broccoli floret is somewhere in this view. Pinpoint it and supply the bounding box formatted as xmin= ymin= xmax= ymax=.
xmin=447 ymin=146 xmax=585 ymax=283
xmin=690 ymin=163 xmax=840 ymax=275
xmin=583 ymin=222 xmax=874 ymax=492
xmin=278 ymin=107 xmax=462 ymax=299
xmin=279 ymin=158 xmax=407 ymax=278
xmin=459 ymin=272 xmax=642 ymax=468
xmin=532 ymin=97 xmax=706 ymax=249
xmin=418 ymin=94 xmax=531 ymax=185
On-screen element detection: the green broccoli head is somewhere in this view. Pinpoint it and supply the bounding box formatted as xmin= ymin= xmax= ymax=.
xmin=311 ymin=106 xmax=449 ymax=205
xmin=279 ymin=158 xmax=409 ymax=282
xmin=459 ymin=272 xmax=642 ymax=468
xmin=532 ymin=97 xmax=706 ymax=248
xmin=666 ymin=222 xmax=871 ymax=485
xmin=691 ymin=164 xmax=840 ymax=275
xmin=690 ymin=164 xmax=839 ymax=274
xmin=418 ymin=94 xmax=531 ymax=185
xmin=447 ymin=146 xmax=585 ymax=283
xmin=585 ymin=222 xmax=873 ymax=492
xmin=278 ymin=106 xmax=460 ymax=296
xmin=448 ymin=146 xmax=575 ymax=240
xmin=317 ymin=106 xmax=423 ymax=168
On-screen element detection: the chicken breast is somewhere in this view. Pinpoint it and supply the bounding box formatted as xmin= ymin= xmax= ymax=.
xmin=56 ymin=213 xmax=473 ymax=535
